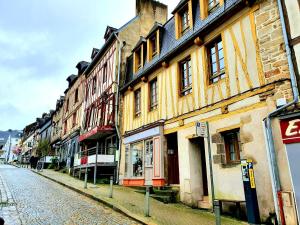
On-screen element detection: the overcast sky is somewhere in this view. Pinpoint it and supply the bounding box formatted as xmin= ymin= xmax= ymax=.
xmin=0 ymin=0 xmax=178 ymax=131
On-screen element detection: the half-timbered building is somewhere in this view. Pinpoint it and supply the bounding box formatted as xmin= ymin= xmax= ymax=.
xmin=76 ymin=0 xmax=168 ymax=182
xmin=120 ymin=0 xmax=298 ymax=222
xmin=60 ymin=61 xmax=89 ymax=172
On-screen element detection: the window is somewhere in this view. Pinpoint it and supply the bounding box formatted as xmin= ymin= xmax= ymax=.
xmin=149 ymin=79 xmax=158 ymax=110
xmin=134 ymin=89 xmax=141 ymax=117
xmin=75 ymin=88 xmax=79 ymax=103
xmin=136 ymin=47 xmax=142 ymax=70
xmin=145 ymin=139 xmax=153 ymax=166
xmin=150 ymin=35 xmax=157 ymax=58
xmin=223 ymin=130 xmax=240 ymax=163
xmin=125 ymin=145 xmax=130 ymax=177
xmin=180 ymin=57 xmax=192 ymax=96
xmin=180 ymin=5 xmax=190 ymax=35
xmin=92 ymin=76 xmax=97 ymax=94
xmin=103 ymin=63 xmax=107 ymax=83
xmin=207 ymin=37 xmax=225 ymax=84
xmin=72 ymin=112 xmax=77 ymax=127
xmin=131 ymin=141 xmax=144 ymax=177
xmin=66 ymin=99 xmax=69 ymax=112
xmin=64 ymin=121 xmax=67 ymax=135
xmin=208 ymin=0 xmax=220 ymax=14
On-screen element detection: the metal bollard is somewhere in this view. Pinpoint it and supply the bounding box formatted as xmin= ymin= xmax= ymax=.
xmin=144 ymin=186 xmax=150 ymax=217
xmin=84 ymin=167 xmax=88 ymax=189
xmin=214 ymin=200 xmax=221 ymax=225
xmin=109 ymin=176 xmax=113 ymax=198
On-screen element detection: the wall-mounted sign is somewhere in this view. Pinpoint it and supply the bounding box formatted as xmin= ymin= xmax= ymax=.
xmin=196 ymin=122 xmax=207 ymax=137
xmin=280 ymin=117 xmax=300 ymax=144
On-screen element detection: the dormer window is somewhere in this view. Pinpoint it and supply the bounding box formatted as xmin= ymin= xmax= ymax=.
xmin=150 ymin=35 xmax=157 ymax=57
xmin=200 ymin=0 xmax=222 ymax=19
xmin=180 ymin=6 xmax=190 ymax=35
xmin=208 ymin=0 xmax=220 ymax=14
xmin=174 ymin=0 xmax=193 ymax=39
xmin=136 ymin=47 xmax=142 ymax=70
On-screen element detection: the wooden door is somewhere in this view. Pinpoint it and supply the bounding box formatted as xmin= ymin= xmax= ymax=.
xmin=167 ymin=133 xmax=179 ymax=185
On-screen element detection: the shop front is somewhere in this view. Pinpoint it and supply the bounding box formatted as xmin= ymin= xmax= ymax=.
xmin=280 ymin=115 xmax=300 ymax=223
xmin=122 ymin=122 xmax=165 ymax=187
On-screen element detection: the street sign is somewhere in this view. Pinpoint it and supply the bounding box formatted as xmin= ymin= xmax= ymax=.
xmin=196 ymin=122 xmax=207 ymax=137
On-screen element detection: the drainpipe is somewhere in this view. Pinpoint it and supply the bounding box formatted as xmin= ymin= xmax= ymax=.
xmin=113 ymin=32 xmax=125 ymax=184
xmin=264 ymin=0 xmax=299 ymax=224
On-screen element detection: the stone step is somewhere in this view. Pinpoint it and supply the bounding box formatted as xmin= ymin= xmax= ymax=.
xmin=198 ymin=199 xmax=211 ymax=209
xmin=150 ymin=194 xmax=173 ymax=204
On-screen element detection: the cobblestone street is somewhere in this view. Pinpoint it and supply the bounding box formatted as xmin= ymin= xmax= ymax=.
xmin=0 ymin=165 xmax=140 ymax=225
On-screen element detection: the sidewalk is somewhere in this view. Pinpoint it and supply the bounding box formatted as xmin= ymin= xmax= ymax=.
xmin=34 ymin=169 xmax=247 ymax=225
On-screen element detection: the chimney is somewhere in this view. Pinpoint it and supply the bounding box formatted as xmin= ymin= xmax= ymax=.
xmin=136 ymin=0 xmax=168 ymax=26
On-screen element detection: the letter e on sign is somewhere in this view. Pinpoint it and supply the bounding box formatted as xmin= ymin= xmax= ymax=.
xmin=280 ymin=118 xmax=300 ymax=144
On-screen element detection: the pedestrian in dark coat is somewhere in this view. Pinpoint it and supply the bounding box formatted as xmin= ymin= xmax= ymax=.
xmin=29 ymin=156 xmax=34 ymax=169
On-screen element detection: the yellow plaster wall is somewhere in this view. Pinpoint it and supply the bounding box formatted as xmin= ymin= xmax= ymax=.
xmin=123 ymin=11 xmax=265 ymax=134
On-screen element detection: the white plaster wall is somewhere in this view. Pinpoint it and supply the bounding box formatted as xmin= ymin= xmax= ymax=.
xmin=285 ymin=0 xmax=300 ymax=39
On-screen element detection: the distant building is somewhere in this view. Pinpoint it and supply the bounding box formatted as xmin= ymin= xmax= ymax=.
xmin=1 ymin=131 xmax=22 ymax=162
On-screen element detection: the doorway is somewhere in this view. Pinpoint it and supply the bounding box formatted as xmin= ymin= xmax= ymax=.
xmin=166 ymin=132 xmax=179 ymax=185
xmin=190 ymin=137 xmax=209 ymax=198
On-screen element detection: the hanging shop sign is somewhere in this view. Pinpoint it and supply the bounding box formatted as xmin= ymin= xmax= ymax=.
xmin=280 ymin=117 xmax=300 ymax=144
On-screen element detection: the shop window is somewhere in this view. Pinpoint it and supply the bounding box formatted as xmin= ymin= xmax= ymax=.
xmin=125 ymin=145 xmax=130 ymax=177
xmin=207 ymin=37 xmax=225 ymax=84
xmin=74 ymin=88 xmax=79 ymax=103
xmin=179 ymin=57 xmax=192 ymax=96
xmin=223 ymin=129 xmax=240 ymax=163
xmin=149 ymin=78 xmax=158 ymax=111
xmin=145 ymin=139 xmax=153 ymax=166
xmin=134 ymin=89 xmax=141 ymax=117
xmin=103 ymin=63 xmax=108 ymax=83
xmin=106 ymin=135 xmax=117 ymax=155
xmin=131 ymin=141 xmax=144 ymax=177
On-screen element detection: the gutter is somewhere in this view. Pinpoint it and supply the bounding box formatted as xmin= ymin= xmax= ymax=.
xmin=263 ymin=0 xmax=299 ymax=224
xmin=113 ymin=32 xmax=126 ymax=184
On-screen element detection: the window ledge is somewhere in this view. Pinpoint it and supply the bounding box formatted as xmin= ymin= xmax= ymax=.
xmin=221 ymin=161 xmax=240 ymax=168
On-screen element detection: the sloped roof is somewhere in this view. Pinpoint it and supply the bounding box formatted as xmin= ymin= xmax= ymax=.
xmin=145 ymin=22 xmax=164 ymax=39
xmin=122 ymin=0 xmax=243 ymax=91
xmin=171 ymin=0 xmax=189 ymax=14
xmin=132 ymin=36 xmax=147 ymax=52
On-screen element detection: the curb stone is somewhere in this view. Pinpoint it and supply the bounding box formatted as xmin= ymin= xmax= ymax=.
xmin=31 ymin=170 xmax=156 ymax=225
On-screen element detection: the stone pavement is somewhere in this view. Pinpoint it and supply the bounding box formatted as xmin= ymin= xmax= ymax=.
xmin=0 ymin=165 xmax=140 ymax=225
xmin=35 ymin=169 xmax=247 ymax=225
xmin=0 ymin=171 xmax=22 ymax=225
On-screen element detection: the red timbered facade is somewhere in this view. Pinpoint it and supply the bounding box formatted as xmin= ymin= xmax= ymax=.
xmin=82 ymin=44 xmax=116 ymax=136
xmin=75 ymin=39 xmax=118 ymax=179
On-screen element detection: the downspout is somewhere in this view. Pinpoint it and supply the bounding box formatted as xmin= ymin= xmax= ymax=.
xmin=114 ymin=32 xmax=125 ymax=184
xmin=264 ymin=0 xmax=299 ymax=224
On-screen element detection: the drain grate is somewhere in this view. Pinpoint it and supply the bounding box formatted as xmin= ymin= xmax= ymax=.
xmin=0 ymin=202 xmax=16 ymax=207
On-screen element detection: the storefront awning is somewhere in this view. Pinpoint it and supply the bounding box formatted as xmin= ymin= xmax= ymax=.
xmin=79 ymin=126 xmax=115 ymax=142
